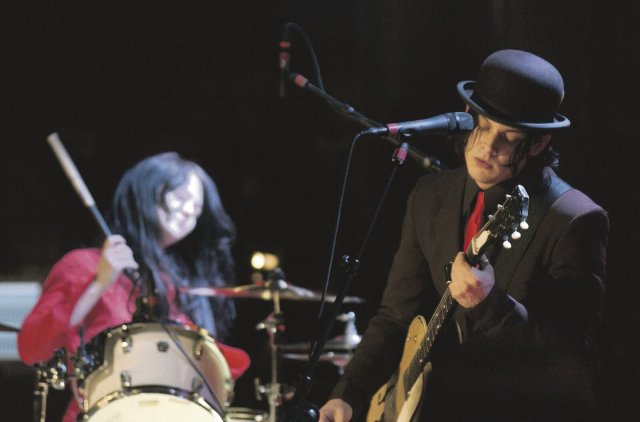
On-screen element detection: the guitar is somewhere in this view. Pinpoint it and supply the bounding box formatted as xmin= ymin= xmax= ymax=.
xmin=367 ymin=185 xmax=529 ymax=422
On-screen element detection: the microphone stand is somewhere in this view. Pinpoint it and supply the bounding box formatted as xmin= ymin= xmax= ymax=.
xmin=284 ymin=143 xmax=410 ymax=422
xmin=289 ymin=72 xmax=446 ymax=173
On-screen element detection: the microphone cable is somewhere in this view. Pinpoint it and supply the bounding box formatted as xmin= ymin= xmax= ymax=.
xmin=308 ymin=131 xmax=364 ymax=354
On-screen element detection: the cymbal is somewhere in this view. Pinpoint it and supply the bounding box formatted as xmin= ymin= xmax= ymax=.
xmin=0 ymin=322 xmax=20 ymax=333
xmin=281 ymin=352 xmax=353 ymax=368
xmin=279 ymin=333 xmax=362 ymax=352
xmin=182 ymin=280 xmax=364 ymax=303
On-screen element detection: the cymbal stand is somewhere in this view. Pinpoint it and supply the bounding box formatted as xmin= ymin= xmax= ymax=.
xmin=335 ymin=312 xmax=361 ymax=349
xmin=333 ymin=312 xmax=361 ymax=375
xmin=255 ymin=290 xmax=284 ymax=422
xmin=33 ymin=349 xmax=67 ymax=422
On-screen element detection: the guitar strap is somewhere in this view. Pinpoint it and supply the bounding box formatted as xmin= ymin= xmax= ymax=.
xmin=497 ymin=174 xmax=572 ymax=292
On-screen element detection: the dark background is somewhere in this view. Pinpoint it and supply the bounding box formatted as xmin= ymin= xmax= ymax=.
xmin=1 ymin=0 xmax=638 ymax=420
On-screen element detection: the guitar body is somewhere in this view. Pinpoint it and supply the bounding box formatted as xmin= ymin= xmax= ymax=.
xmin=367 ymin=316 xmax=431 ymax=422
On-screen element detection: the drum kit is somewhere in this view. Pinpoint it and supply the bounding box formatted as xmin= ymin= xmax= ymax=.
xmin=15 ymin=273 xmax=364 ymax=422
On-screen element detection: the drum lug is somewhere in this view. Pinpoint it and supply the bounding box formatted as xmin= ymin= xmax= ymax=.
xmin=157 ymin=341 xmax=170 ymax=352
xmin=194 ymin=338 xmax=204 ymax=360
xmin=225 ymin=379 xmax=235 ymax=406
xmin=192 ymin=377 xmax=204 ymax=394
xmin=120 ymin=329 xmax=132 ymax=353
xmin=120 ymin=370 xmax=132 ymax=389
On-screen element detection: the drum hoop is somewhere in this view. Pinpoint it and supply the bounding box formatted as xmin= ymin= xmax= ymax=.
xmin=77 ymin=385 xmax=223 ymax=421
xmin=225 ymin=407 xmax=269 ymax=421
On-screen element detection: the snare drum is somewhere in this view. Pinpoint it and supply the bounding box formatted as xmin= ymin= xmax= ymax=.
xmin=74 ymin=323 xmax=233 ymax=421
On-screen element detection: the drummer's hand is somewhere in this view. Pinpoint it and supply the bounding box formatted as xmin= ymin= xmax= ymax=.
xmin=96 ymin=235 xmax=138 ymax=289
xmin=319 ymin=399 xmax=353 ymax=422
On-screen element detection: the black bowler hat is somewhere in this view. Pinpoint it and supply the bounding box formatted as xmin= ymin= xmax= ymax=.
xmin=457 ymin=49 xmax=570 ymax=131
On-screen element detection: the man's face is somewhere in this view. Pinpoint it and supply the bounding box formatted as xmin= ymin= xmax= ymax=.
xmin=464 ymin=114 xmax=549 ymax=189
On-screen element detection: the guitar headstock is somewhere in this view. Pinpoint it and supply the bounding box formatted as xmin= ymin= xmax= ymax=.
xmin=468 ymin=184 xmax=529 ymax=264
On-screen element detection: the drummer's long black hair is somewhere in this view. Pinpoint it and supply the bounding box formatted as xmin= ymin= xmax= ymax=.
xmin=110 ymin=152 xmax=236 ymax=339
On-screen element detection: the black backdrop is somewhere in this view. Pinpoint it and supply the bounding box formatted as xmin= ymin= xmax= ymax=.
xmin=1 ymin=0 xmax=638 ymax=420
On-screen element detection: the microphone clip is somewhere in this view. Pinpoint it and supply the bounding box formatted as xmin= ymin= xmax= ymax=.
xmin=278 ymin=29 xmax=291 ymax=98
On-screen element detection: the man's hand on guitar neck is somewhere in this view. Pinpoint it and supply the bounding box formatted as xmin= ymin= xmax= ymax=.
xmin=319 ymin=398 xmax=353 ymax=422
xmin=449 ymin=252 xmax=495 ymax=308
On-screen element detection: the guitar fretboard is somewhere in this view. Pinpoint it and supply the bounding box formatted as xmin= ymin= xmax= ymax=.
xmin=402 ymin=285 xmax=456 ymax=398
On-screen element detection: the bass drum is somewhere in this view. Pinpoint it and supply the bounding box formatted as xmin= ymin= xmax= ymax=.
xmin=75 ymin=322 xmax=233 ymax=421
xmin=80 ymin=391 xmax=222 ymax=422
xmin=225 ymin=407 xmax=268 ymax=421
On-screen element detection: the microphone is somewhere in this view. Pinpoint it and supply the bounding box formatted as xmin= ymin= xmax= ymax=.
xmin=278 ymin=31 xmax=291 ymax=98
xmin=364 ymin=112 xmax=475 ymax=137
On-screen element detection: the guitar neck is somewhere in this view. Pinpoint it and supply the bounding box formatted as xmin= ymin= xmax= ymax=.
xmin=403 ymin=247 xmax=476 ymax=391
xmin=402 ymin=287 xmax=455 ymax=390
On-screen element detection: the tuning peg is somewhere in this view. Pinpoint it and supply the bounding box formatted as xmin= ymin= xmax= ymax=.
xmin=497 ymin=204 xmax=503 ymax=210
xmin=511 ymin=230 xmax=521 ymax=240
xmin=502 ymin=238 xmax=512 ymax=249
xmin=520 ymin=220 xmax=529 ymax=230
xmin=505 ymin=194 xmax=512 ymax=199
xmin=488 ymin=214 xmax=493 ymax=220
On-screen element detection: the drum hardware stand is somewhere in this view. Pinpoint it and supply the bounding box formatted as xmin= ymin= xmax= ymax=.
xmin=33 ymin=349 xmax=67 ymax=422
xmin=254 ymin=269 xmax=290 ymax=422
xmin=336 ymin=312 xmax=360 ymax=346
xmin=132 ymin=281 xmax=162 ymax=323
xmin=284 ymin=143 xmax=410 ymax=422
xmin=255 ymin=311 xmax=284 ymax=422
xmin=68 ymin=325 xmax=96 ymax=413
xmin=333 ymin=312 xmax=361 ymax=375
xmin=78 ymin=325 xmax=90 ymax=363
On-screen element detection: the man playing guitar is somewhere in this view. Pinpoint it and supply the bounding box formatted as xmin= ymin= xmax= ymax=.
xmin=319 ymin=50 xmax=608 ymax=422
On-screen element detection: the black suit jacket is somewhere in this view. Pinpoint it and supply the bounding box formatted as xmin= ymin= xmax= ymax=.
xmin=330 ymin=166 xmax=608 ymax=419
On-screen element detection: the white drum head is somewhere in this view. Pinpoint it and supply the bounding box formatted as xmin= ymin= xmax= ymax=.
xmin=83 ymin=392 xmax=223 ymax=422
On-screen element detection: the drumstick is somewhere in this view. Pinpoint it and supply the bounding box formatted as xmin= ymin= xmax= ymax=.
xmin=47 ymin=132 xmax=112 ymax=237
xmin=47 ymin=133 xmax=141 ymax=285
xmin=47 ymin=132 xmax=143 ymax=286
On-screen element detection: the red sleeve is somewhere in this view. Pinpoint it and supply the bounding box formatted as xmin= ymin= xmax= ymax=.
xmin=17 ymin=249 xmax=99 ymax=364
xmin=215 ymin=341 xmax=251 ymax=380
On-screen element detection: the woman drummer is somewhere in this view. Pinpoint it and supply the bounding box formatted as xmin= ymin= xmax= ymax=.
xmin=18 ymin=152 xmax=250 ymax=422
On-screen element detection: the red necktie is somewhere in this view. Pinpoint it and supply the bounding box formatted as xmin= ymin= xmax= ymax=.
xmin=464 ymin=191 xmax=485 ymax=250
